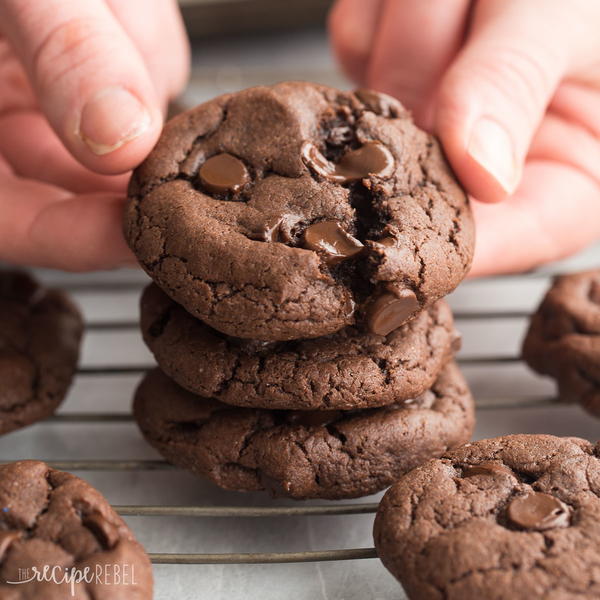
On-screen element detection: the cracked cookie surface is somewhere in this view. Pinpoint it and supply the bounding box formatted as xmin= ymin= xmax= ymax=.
xmin=0 ymin=270 xmax=83 ymax=434
xmin=125 ymin=82 xmax=474 ymax=341
xmin=0 ymin=460 xmax=153 ymax=598
xmin=522 ymin=269 xmax=600 ymax=416
xmin=140 ymin=283 xmax=460 ymax=410
xmin=374 ymin=434 xmax=600 ymax=600
xmin=133 ymin=363 xmax=474 ymax=500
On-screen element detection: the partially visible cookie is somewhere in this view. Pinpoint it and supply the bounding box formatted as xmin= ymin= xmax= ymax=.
xmin=522 ymin=269 xmax=600 ymax=416
xmin=133 ymin=362 xmax=474 ymax=500
xmin=374 ymin=434 xmax=600 ymax=600
xmin=0 ymin=270 xmax=83 ymax=434
xmin=140 ymin=283 xmax=460 ymax=410
xmin=125 ymin=82 xmax=474 ymax=341
xmin=0 ymin=460 xmax=153 ymax=598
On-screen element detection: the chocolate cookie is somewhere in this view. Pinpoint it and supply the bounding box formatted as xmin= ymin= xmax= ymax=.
xmin=133 ymin=362 xmax=474 ymax=500
xmin=140 ymin=283 xmax=459 ymax=410
xmin=0 ymin=460 xmax=153 ymax=598
xmin=0 ymin=270 xmax=83 ymax=434
xmin=522 ymin=270 xmax=600 ymax=416
xmin=374 ymin=434 xmax=600 ymax=600
xmin=125 ymin=82 xmax=474 ymax=341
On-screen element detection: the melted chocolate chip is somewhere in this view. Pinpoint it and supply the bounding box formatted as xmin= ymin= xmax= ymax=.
xmin=248 ymin=218 xmax=281 ymax=242
xmin=248 ymin=214 xmax=300 ymax=243
xmin=286 ymin=410 xmax=343 ymax=427
xmin=507 ymin=492 xmax=570 ymax=531
xmin=0 ymin=530 xmax=21 ymax=560
xmin=462 ymin=462 xmax=514 ymax=478
xmin=302 ymin=221 xmax=364 ymax=265
xmin=367 ymin=290 xmax=420 ymax=336
xmin=302 ymin=141 xmax=394 ymax=183
xmin=198 ymin=153 xmax=249 ymax=194
xmin=336 ymin=142 xmax=394 ymax=181
xmin=301 ymin=143 xmax=333 ymax=178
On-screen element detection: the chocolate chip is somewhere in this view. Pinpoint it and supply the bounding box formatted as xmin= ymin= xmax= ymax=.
xmin=507 ymin=492 xmax=570 ymax=531
xmin=248 ymin=214 xmax=302 ymax=244
xmin=302 ymin=221 xmax=364 ymax=265
xmin=301 ymin=142 xmax=336 ymax=179
xmin=198 ymin=153 xmax=249 ymax=194
xmin=248 ymin=216 xmax=287 ymax=243
xmin=335 ymin=142 xmax=395 ymax=181
xmin=354 ymin=89 xmax=400 ymax=118
xmin=301 ymin=141 xmax=394 ymax=183
xmin=286 ymin=410 xmax=343 ymax=427
xmin=462 ymin=462 xmax=514 ymax=478
xmin=367 ymin=290 xmax=420 ymax=336
xmin=0 ymin=530 xmax=21 ymax=561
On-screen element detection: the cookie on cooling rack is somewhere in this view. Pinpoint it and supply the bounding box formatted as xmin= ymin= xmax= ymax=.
xmin=374 ymin=434 xmax=600 ymax=600
xmin=0 ymin=270 xmax=83 ymax=434
xmin=125 ymin=81 xmax=474 ymax=341
xmin=523 ymin=269 xmax=600 ymax=416
xmin=0 ymin=460 xmax=153 ymax=598
xmin=140 ymin=283 xmax=460 ymax=410
xmin=133 ymin=362 xmax=474 ymax=500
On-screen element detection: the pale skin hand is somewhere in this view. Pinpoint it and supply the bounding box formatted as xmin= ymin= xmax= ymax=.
xmin=330 ymin=0 xmax=600 ymax=276
xmin=0 ymin=0 xmax=189 ymax=271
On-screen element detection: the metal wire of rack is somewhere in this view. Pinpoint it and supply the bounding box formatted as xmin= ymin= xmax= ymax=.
xmin=10 ymin=362 xmax=561 ymax=566
xmin=2 ymin=263 xmax=593 ymax=579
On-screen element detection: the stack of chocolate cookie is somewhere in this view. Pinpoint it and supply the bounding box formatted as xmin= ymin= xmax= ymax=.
xmin=125 ymin=82 xmax=477 ymax=500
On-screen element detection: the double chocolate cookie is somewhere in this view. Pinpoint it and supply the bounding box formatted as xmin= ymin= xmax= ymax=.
xmin=523 ymin=269 xmax=600 ymax=416
xmin=0 ymin=270 xmax=83 ymax=434
xmin=0 ymin=460 xmax=153 ymax=598
xmin=125 ymin=82 xmax=474 ymax=341
xmin=140 ymin=283 xmax=459 ymax=410
xmin=133 ymin=362 xmax=474 ymax=500
xmin=375 ymin=434 xmax=600 ymax=599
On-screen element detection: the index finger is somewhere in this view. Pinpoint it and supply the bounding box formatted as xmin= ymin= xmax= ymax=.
xmin=0 ymin=0 xmax=163 ymax=174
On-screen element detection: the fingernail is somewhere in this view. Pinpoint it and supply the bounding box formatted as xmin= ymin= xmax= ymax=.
xmin=467 ymin=117 xmax=519 ymax=194
xmin=77 ymin=86 xmax=151 ymax=155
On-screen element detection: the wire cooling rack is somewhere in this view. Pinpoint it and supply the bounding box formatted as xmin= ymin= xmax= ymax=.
xmin=35 ymin=353 xmax=561 ymax=568
xmin=2 ymin=246 xmax=600 ymax=599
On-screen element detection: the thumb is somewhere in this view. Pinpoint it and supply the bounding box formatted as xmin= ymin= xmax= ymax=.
xmin=435 ymin=0 xmax=585 ymax=203
xmin=0 ymin=0 xmax=163 ymax=175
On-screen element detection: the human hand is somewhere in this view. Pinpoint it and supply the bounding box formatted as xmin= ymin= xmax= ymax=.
xmin=330 ymin=0 xmax=600 ymax=276
xmin=0 ymin=0 xmax=189 ymax=270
